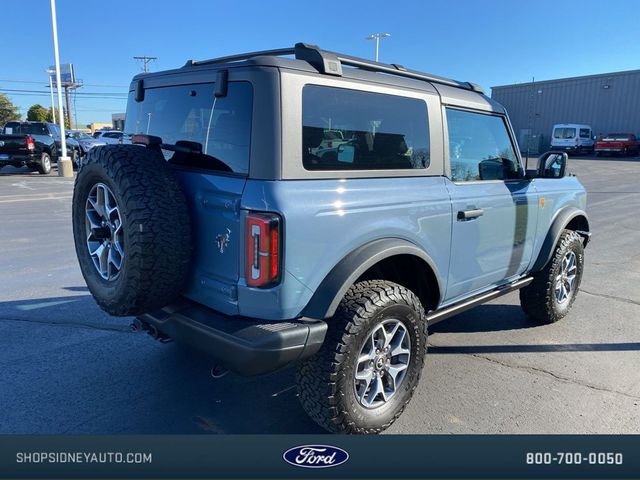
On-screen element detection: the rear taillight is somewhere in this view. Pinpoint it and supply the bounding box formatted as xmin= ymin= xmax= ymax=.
xmin=245 ymin=212 xmax=281 ymax=288
xmin=26 ymin=137 xmax=35 ymax=151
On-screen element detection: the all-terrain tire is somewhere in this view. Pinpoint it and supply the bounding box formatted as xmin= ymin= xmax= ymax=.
xmin=37 ymin=152 xmax=51 ymax=174
xmin=72 ymin=145 xmax=192 ymax=316
xmin=520 ymin=229 xmax=584 ymax=323
xmin=296 ymin=280 xmax=428 ymax=434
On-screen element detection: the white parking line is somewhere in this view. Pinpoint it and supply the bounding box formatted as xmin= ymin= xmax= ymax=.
xmin=0 ymin=194 xmax=72 ymax=204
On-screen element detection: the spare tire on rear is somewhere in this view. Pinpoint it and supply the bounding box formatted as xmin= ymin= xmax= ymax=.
xmin=72 ymin=145 xmax=192 ymax=316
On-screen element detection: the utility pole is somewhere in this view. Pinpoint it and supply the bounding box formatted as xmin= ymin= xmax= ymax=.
xmin=134 ymin=55 xmax=158 ymax=73
xmin=365 ymin=33 xmax=390 ymax=62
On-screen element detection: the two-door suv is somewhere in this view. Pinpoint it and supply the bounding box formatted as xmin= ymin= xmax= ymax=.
xmin=72 ymin=43 xmax=590 ymax=433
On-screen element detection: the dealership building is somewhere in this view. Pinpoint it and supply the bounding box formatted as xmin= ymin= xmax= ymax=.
xmin=491 ymin=69 xmax=640 ymax=154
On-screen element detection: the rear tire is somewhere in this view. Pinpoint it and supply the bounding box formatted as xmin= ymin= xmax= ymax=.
xmin=520 ymin=230 xmax=584 ymax=323
xmin=72 ymin=145 xmax=192 ymax=316
xmin=296 ymin=280 xmax=427 ymax=434
xmin=37 ymin=152 xmax=51 ymax=174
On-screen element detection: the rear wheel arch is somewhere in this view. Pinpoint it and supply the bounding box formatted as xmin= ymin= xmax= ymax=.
xmin=532 ymin=207 xmax=589 ymax=272
xmin=301 ymin=238 xmax=442 ymax=319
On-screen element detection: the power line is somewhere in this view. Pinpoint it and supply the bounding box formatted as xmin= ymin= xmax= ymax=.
xmin=0 ymin=88 xmax=126 ymax=96
xmin=0 ymin=78 xmax=128 ymax=88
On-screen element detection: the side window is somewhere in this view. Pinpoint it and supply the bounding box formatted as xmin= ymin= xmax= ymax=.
xmin=579 ymin=128 xmax=590 ymax=138
xmin=125 ymin=81 xmax=253 ymax=175
xmin=302 ymin=85 xmax=430 ymax=171
xmin=446 ymin=108 xmax=520 ymax=182
xmin=49 ymin=124 xmax=60 ymax=138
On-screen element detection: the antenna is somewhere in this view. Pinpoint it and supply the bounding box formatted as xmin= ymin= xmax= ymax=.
xmin=133 ymin=55 xmax=158 ymax=73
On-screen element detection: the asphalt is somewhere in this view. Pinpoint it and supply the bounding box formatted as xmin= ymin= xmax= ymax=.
xmin=0 ymin=157 xmax=638 ymax=434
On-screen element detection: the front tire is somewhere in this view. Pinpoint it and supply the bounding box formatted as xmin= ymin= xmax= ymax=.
xmin=520 ymin=229 xmax=584 ymax=323
xmin=296 ymin=280 xmax=427 ymax=434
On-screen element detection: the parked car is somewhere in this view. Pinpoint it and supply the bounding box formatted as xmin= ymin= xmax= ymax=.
xmin=67 ymin=130 xmax=106 ymax=160
xmin=93 ymin=130 xmax=125 ymax=144
xmin=72 ymin=43 xmax=590 ymax=434
xmin=594 ymin=133 xmax=639 ymax=156
xmin=0 ymin=121 xmax=80 ymax=173
xmin=550 ymin=123 xmax=595 ymax=154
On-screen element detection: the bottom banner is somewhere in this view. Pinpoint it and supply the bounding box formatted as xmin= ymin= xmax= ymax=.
xmin=0 ymin=435 xmax=638 ymax=479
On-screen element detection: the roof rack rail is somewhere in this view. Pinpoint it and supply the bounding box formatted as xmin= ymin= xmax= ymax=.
xmin=184 ymin=43 xmax=484 ymax=94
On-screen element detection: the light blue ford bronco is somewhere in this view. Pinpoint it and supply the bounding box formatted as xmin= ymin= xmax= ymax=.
xmin=72 ymin=43 xmax=590 ymax=434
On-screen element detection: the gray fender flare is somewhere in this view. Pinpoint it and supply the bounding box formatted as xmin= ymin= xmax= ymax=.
xmin=301 ymin=238 xmax=442 ymax=320
xmin=531 ymin=207 xmax=590 ymax=272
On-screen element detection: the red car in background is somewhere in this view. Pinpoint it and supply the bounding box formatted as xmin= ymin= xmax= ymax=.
xmin=594 ymin=133 xmax=639 ymax=156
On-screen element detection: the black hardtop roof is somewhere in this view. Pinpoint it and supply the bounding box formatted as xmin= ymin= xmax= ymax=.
xmin=131 ymin=42 xmax=485 ymax=96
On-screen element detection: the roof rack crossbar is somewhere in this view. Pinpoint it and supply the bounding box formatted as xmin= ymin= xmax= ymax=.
xmin=183 ymin=43 xmax=484 ymax=94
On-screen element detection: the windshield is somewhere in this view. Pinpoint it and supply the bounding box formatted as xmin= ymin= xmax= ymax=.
xmin=70 ymin=131 xmax=92 ymax=140
xmin=554 ymin=128 xmax=576 ymax=139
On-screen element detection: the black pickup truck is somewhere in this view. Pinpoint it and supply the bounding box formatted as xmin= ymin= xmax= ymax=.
xmin=0 ymin=121 xmax=80 ymax=174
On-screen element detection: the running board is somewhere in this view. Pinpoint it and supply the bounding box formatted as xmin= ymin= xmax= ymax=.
xmin=427 ymin=277 xmax=533 ymax=325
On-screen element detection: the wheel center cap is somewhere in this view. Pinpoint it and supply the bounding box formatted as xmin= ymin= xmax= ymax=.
xmin=375 ymin=357 xmax=386 ymax=370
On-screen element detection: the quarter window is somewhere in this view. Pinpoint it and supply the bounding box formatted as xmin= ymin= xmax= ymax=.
xmin=302 ymin=85 xmax=430 ymax=171
xmin=446 ymin=108 xmax=520 ymax=182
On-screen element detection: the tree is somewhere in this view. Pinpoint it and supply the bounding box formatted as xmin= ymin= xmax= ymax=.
xmin=27 ymin=104 xmax=50 ymax=122
xmin=47 ymin=107 xmax=70 ymax=129
xmin=0 ymin=94 xmax=21 ymax=126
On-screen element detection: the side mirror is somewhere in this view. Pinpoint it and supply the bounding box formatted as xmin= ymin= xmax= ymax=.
xmin=537 ymin=151 xmax=567 ymax=178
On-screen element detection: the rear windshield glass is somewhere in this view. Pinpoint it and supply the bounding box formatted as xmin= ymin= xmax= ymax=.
xmin=302 ymin=85 xmax=430 ymax=171
xmin=125 ymin=81 xmax=252 ymax=175
xmin=603 ymin=134 xmax=630 ymax=141
xmin=4 ymin=123 xmax=48 ymax=135
xmin=553 ymin=127 xmax=576 ymax=139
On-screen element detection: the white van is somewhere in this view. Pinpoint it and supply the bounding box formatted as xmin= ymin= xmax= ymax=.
xmin=550 ymin=124 xmax=595 ymax=154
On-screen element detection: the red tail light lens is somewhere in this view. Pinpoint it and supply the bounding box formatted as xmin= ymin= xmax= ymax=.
xmin=245 ymin=212 xmax=281 ymax=288
xmin=26 ymin=137 xmax=35 ymax=151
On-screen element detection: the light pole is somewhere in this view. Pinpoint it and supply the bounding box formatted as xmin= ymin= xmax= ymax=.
xmin=365 ymin=33 xmax=390 ymax=62
xmin=46 ymin=69 xmax=56 ymax=123
xmin=49 ymin=0 xmax=73 ymax=177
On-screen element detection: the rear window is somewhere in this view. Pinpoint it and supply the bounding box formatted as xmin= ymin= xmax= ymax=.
xmin=302 ymin=85 xmax=430 ymax=171
xmin=4 ymin=122 xmax=48 ymax=135
xmin=125 ymin=81 xmax=253 ymax=175
xmin=603 ymin=134 xmax=631 ymax=141
xmin=554 ymin=127 xmax=576 ymax=139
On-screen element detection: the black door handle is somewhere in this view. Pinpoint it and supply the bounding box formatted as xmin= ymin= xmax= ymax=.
xmin=457 ymin=208 xmax=484 ymax=221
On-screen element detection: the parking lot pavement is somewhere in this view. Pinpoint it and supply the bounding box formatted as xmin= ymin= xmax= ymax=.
xmin=1 ymin=158 xmax=639 ymax=434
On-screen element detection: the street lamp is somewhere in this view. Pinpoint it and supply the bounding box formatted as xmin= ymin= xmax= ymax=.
xmin=365 ymin=33 xmax=390 ymax=62
xmin=46 ymin=68 xmax=56 ymax=123
xmin=49 ymin=0 xmax=73 ymax=177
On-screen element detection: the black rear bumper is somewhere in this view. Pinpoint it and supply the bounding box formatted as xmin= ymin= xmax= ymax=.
xmin=136 ymin=299 xmax=327 ymax=376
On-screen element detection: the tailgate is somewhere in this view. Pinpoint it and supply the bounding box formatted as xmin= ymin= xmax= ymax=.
xmin=172 ymin=169 xmax=247 ymax=316
xmin=0 ymin=135 xmax=29 ymax=155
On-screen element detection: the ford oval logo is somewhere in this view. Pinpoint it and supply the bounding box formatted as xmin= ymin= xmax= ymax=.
xmin=283 ymin=444 xmax=349 ymax=468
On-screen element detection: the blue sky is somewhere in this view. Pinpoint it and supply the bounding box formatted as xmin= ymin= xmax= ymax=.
xmin=2 ymin=0 xmax=639 ymax=126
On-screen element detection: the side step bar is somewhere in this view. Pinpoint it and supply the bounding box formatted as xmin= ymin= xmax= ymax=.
xmin=427 ymin=277 xmax=533 ymax=325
